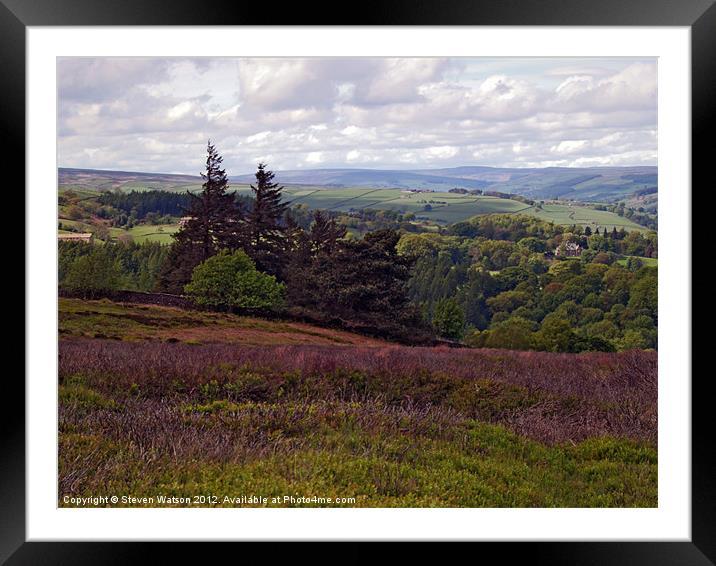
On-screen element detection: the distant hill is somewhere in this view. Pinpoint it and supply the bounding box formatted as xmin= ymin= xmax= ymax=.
xmin=59 ymin=164 xmax=657 ymax=203
xmin=59 ymin=168 xmax=202 ymax=193
xmin=230 ymin=168 xmax=493 ymax=191
xmin=231 ymin=165 xmax=657 ymax=202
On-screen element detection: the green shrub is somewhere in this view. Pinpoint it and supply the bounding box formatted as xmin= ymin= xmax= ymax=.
xmin=184 ymin=250 xmax=284 ymax=311
xmin=59 ymin=384 xmax=117 ymax=410
xmin=184 ymin=399 xmax=241 ymax=415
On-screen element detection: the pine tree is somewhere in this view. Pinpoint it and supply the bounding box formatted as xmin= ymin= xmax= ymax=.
xmin=308 ymin=210 xmax=346 ymax=254
xmin=157 ymin=142 xmax=242 ymax=293
xmin=284 ymin=210 xmax=347 ymax=309
xmin=286 ymin=229 xmax=429 ymax=342
xmin=246 ymin=163 xmax=290 ymax=277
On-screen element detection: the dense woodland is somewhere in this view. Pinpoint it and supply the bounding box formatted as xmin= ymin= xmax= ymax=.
xmin=59 ymin=143 xmax=657 ymax=351
xmin=403 ymin=217 xmax=657 ymax=351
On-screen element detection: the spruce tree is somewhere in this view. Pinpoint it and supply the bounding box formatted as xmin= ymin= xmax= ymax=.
xmin=285 ymin=210 xmax=346 ymax=309
xmin=157 ymin=142 xmax=242 ymax=293
xmin=246 ymin=163 xmax=290 ymax=277
xmin=308 ymin=210 xmax=346 ymax=254
xmin=286 ymin=228 xmax=429 ymax=342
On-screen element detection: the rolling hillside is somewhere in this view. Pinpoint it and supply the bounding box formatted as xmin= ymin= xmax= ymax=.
xmin=232 ymin=165 xmax=657 ymax=202
xmin=59 ymin=165 xmax=657 ymax=203
xmin=58 ymin=168 xmax=650 ymax=233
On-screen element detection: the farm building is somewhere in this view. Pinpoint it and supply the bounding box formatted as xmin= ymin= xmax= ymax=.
xmin=555 ymin=241 xmax=581 ymax=257
xmin=58 ymin=233 xmax=93 ymax=244
xmin=179 ymin=216 xmax=194 ymax=227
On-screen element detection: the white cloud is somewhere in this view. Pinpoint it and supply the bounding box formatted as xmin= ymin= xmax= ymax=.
xmin=551 ymin=140 xmax=589 ymax=154
xmin=58 ymin=57 xmax=657 ymax=173
xmin=423 ymin=146 xmax=459 ymax=160
xmin=305 ymin=152 xmax=324 ymax=164
xmin=167 ymin=101 xmax=193 ymax=120
xmin=554 ymin=62 xmax=657 ymax=111
xmin=245 ymin=131 xmax=272 ymax=144
xmin=353 ymin=58 xmax=448 ymax=105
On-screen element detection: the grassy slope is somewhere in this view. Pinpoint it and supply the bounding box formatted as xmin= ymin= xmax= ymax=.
xmin=277 ymin=187 xmax=646 ymax=231
xmin=58 ymin=174 xmax=649 ymax=237
xmin=486 ymin=169 xmax=657 ymax=202
xmin=109 ymin=224 xmax=181 ymax=244
xmin=525 ymin=203 xmax=647 ymax=231
xmin=59 ymin=298 xmax=385 ymax=346
xmin=58 ymin=299 xmax=657 ymax=507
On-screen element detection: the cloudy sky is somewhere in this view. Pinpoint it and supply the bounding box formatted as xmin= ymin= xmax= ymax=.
xmin=58 ymin=57 xmax=657 ymax=175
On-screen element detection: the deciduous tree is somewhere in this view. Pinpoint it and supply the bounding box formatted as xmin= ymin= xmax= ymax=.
xmin=184 ymin=249 xmax=284 ymax=311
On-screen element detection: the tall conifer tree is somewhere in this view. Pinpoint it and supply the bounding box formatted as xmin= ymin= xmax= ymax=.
xmin=246 ymin=163 xmax=289 ymax=277
xmin=157 ymin=142 xmax=242 ymax=293
xmin=308 ymin=210 xmax=346 ymax=254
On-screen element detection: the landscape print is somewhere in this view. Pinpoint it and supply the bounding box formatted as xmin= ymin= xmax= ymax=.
xmin=58 ymin=57 xmax=657 ymax=508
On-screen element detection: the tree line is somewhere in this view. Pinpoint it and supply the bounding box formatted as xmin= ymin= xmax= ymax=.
xmin=154 ymin=143 xmax=427 ymax=341
xmin=59 ymin=240 xmax=169 ymax=296
xmin=98 ymin=190 xmax=193 ymax=220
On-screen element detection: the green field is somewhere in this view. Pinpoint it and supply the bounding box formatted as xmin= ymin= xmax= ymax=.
xmin=109 ymin=224 xmax=181 ymax=244
xmin=59 ymin=187 xmax=647 ymax=243
xmin=59 ymin=218 xmax=181 ymax=244
xmin=231 ymin=186 xmax=647 ymax=231
xmin=59 ymin=175 xmax=650 ymax=242
xmin=525 ymin=203 xmax=648 ymax=232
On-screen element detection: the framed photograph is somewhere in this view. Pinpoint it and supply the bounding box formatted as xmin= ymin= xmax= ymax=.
xmin=8 ymin=0 xmax=710 ymax=562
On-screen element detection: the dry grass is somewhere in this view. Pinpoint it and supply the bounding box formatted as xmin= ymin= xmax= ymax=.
xmin=59 ymin=298 xmax=385 ymax=346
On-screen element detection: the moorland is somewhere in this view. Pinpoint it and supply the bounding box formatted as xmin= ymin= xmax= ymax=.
xmin=58 ymin=144 xmax=658 ymax=507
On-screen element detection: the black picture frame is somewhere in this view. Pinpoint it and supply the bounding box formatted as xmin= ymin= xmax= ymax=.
xmin=6 ymin=0 xmax=709 ymax=563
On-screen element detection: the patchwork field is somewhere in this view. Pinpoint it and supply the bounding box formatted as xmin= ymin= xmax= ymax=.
xmin=58 ymin=169 xmax=649 ymax=240
xmin=524 ymin=203 xmax=648 ymax=231
xmin=58 ymin=298 xmax=657 ymax=508
xmin=59 ymin=218 xmax=181 ymax=244
xmin=237 ymin=186 xmax=646 ymax=231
